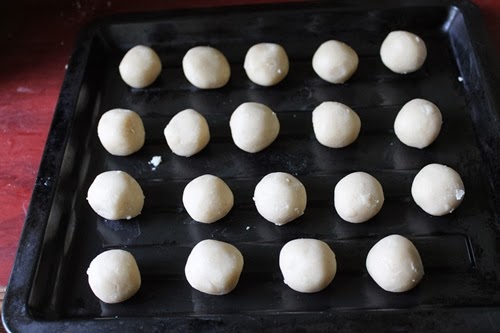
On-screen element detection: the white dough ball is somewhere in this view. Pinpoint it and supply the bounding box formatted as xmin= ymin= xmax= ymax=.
xmin=394 ymin=99 xmax=442 ymax=149
xmin=279 ymin=239 xmax=337 ymax=293
xmin=182 ymin=46 xmax=231 ymax=89
xmin=253 ymin=172 xmax=307 ymax=226
xmin=380 ymin=31 xmax=427 ymax=74
xmin=312 ymin=40 xmax=359 ymax=84
xmin=119 ymin=45 xmax=162 ymax=88
xmin=366 ymin=234 xmax=424 ymax=293
xmin=244 ymin=43 xmax=289 ymax=86
xmin=87 ymin=171 xmax=144 ymax=220
xmin=411 ymin=164 xmax=465 ymax=216
xmin=183 ymin=175 xmax=234 ymax=224
xmin=97 ymin=109 xmax=145 ymax=156
xmin=312 ymin=101 xmax=361 ymax=148
xmin=87 ymin=249 xmax=141 ymax=303
xmin=334 ymin=172 xmax=384 ymax=223
xmin=229 ymin=102 xmax=280 ymax=153
xmin=164 ymin=109 xmax=210 ymax=157
xmin=185 ymin=239 xmax=244 ymax=295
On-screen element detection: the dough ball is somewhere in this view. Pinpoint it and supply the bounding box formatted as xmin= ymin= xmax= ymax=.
xmin=380 ymin=31 xmax=427 ymax=74
xmin=183 ymin=175 xmax=234 ymax=223
xmin=185 ymin=239 xmax=244 ymax=295
xmin=87 ymin=171 xmax=144 ymax=220
xmin=411 ymin=164 xmax=465 ymax=216
xmin=334 ymin=172 xmax=384 ymax=223
xmin=279 ymin=239 xmax=337 ymax=293
xmin=87 ymin=249 xmax=141 ymax=303
xmin=253 ymin=172 xmax=307 ymax=225
xmin=119 ymin=45 xmax=162 ymax=88
xmin=164 ymin=109 xmax=210 ymax=157
xmin=97 ymin=109 xmax=145 ymax=156
xmin=244 ymin=43 xmax=289 ymax=86
xmin=230 ymin=102 xmax=280 ymax=153
xmin=366 ymin=234 xmax=424 ymax=293
xmin=182 ymin=46 xmax=231 ymax=89
xmin=312 ymin=40 xmax=359 ymax=84
xmin=394 ymin=99 xmax=442 ymax=149
xmin=312 ymin=101 xmax=361 ymax=148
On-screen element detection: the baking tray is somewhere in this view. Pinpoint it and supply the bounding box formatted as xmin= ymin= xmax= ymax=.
xmin=3 ymin=0 xmax=500 ymax=331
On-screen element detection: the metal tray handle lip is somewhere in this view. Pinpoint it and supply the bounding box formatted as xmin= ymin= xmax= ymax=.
xmin=1 ymin=21 xmax=102 ymax=332
xmin=450 ymin=0 xmax=500 ymax=210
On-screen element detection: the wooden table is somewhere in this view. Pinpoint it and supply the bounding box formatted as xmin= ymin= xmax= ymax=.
xmin=0 ymin=0 xmax=498 ymax=329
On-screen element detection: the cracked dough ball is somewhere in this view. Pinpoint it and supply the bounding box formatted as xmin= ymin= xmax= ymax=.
xmin=119 ymin=45 xmax=162 ymax=88
xmin=394 ymin=98 xmax=442 ymax=149
xmin=87 ymin=249 xmax=141 ymax=303
xmin=185 ymin=239 xmax=244 ymax=295
xmin=279 ymin=239 xmax=337 ymax=293
xmin=244 ymin=43 xmax=289 ymax=86
xmin=87 ymin=171 xmax=144 ymax=220
xmin=411 ymin=163 xmax=465 ymax=216
xmin=253 ymin=172 xmax=307 ymax=226
xmin=312 ymin=101 xmax=361 ymax=148
xmin=230 ymin=102 xmax=280 ymax=153
xmin=366 ymin=234 xmax=424 ymax=293
xmin=334 ymin=172 xmax=384 ymax=223
xmin=312 ymin=40 xmax=359 ymax=84
xmin=183 ymin=175 xmax=234 ymax=223
xmin=380 ymin=31 xmax=427 ymax=74
xmin=97 ymin=109 xmax=145 ymax=156
xmin=182 ymin=46 xmax=230 ymax=89
xmin=164 ymin=109 xmax=210 ymax=157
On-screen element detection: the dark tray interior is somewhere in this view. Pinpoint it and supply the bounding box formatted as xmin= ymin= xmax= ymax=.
xmin=4 ymin=1 xmax=500 ymax=332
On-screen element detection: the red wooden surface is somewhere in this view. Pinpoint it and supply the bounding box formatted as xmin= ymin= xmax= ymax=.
xmin=0 ymin=0 xmax=498 ymax=289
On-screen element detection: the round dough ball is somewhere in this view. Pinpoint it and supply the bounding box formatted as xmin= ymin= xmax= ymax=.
xmin=87 ymin=171 xmax=144 ymax=220
xmin=182 ymin=46 xmax=231 ymax=89
xmin=366 ymin=234 xmax=424 ymax=293
xmin=279 ymin=239 xmax=337 ymax=293
xmin=229 ymin=102 xmax=280 ymax=153
xmin=185 ymin=239 xmax=244 ymax=295
xmin=253 ymin=172 xmax=307 ymax=226
xmin=119 ymin=45 xmax=162 ymax=88
xmin=97 ymin=109 xmax=145 ymax=156
xmin=183 ymin=175 xmax=234 ymax=223
xmin=411 ymin=163 xmax=465 ymax=216
xmin=164 ymin=109 xmax=210 ymax=157
xmin=312 ymin=40 xmax=359 ymax=84
xmin=334 ymin=172 xmax=384 ymax=223
xmin=244 ymin=43 xmax=289 ymax=86
xmin=380 ymin=31 xmax=427 ymax=74
xmin=394 ymin=99 xmax=442 ymax=149
xmin=312 ymin=101 xmax=361 ymax=148
xmin=87 ymin=249 xmax=141 ymax=303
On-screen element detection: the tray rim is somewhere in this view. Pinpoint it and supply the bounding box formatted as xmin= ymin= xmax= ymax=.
xmin=3 ymin=0 xmax=500 ymax=332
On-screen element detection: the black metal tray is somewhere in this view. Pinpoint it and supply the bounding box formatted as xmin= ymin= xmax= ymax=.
xmin=3 ymin=0 xmax=500 ymax=331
